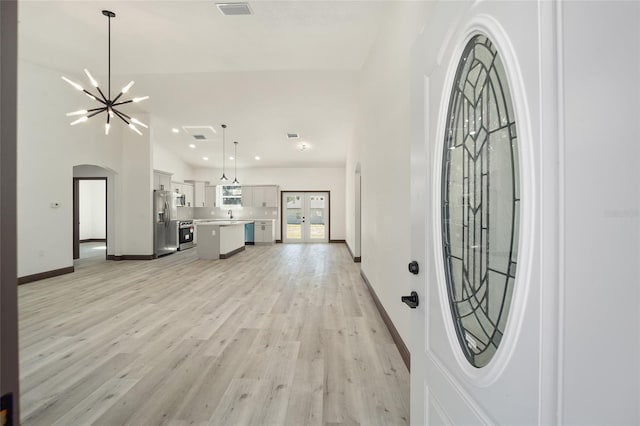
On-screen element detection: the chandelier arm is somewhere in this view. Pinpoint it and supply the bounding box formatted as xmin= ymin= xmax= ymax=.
xmin=113 ymin=109 xmax=131 ymax=120
xmin=87 ymin=106 xmax=107 ymax=113
xmin=112 ymin=99 xmax=133 ymax=107
xmin=83 ymin=89 xmax=107 ymax=106
xmin=95 ymin=86 xmax=109 ymax=103
xmin=112 ymin=92 xmax=125 ymax=104
xmin=87 ymin=107 xmax=108 ymax=119
xmin=112 ymin=109 xmax=131 ymax=125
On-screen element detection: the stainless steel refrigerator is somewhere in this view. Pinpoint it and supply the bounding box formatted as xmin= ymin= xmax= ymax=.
xmin=153 ymin=190 xmax=178 ymax=256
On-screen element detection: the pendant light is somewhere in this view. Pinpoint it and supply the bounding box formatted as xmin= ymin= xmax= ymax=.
xmin=220 ymin=124 xmax=228 ymax=181
xmin=232 ymin=141 xmax=240 ymax=185
xmin=62 ymin=10 xmax=149 ymax=135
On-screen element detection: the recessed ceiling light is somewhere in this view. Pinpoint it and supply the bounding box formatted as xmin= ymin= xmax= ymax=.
xmin=203 ymin=156 xmax=209 ymax=161
xmin=229 ymin=156 xmax=234 ymax=160
xmin=189 ymin=144 xmax=196 ymax=149
xmin=172 ymin=128 xmax=179 ymax=133
xmin=254 ymin=156 xmax=261 ymax=160
xmin=297 ymin=142 xmax=310 ymax=151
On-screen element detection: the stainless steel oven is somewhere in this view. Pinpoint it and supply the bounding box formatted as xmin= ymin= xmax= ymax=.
xmin=178 ymin=220 xmax=194 ymax=250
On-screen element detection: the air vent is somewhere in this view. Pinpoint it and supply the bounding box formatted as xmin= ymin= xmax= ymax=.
xmin=287 ymin=132 xmax=300 ymax=139
xmin=182 ymin=126 xmax=217 ymax=140
xmin=216 ymin=2 xmax=253 ymax=16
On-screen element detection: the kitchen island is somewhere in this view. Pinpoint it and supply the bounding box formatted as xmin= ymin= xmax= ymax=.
xmin=195 ymin=220 xmax=253 ymax=260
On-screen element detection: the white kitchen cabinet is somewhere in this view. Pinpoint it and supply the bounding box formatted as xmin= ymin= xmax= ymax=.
xmin=252 ymin=185 xmax=279 ymax=208
xmin=241 ymin=186 xmax=254 ymax=207
xmin=254 ymin=220 xmax=275 ymax=244
xmin=204 ymin=185 xmax=216 ymax=208
xmin=153 ymin=170 xmax=172 ymax=191
xmin=194 ymin=181 xmax=206 ymax=207
xmin=183 ymin=183 xmax=194 ymax=207
xmin=169 ymin=182 xmax=194 ymax=206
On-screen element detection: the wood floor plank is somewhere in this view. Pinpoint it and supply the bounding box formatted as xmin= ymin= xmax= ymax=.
xmin=19 ymin=244 xmax=409 ymax=425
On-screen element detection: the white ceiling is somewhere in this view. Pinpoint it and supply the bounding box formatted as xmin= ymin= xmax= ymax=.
xmin=18 ymin=0 xmax=392 ymax=169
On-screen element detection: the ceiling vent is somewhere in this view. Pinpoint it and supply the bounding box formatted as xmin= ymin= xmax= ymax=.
xmin=182 ymin=126 xmax=217 ymax=140
xmin=216 ymin=2 xmax=253 ymax=16
xmin=287 ymin=132 xmax=300 ymax=139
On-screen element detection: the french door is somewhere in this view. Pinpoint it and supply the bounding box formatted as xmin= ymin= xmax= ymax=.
xmin=283 ymin=192 xmax=329 ymax=243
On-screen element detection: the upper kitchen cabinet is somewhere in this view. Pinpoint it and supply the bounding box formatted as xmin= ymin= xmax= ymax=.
xmin=240 ymin=185 xmax=278 ymax=207
xmin=194 ymin=181 xmax=206 ymax=207
xmin=252 ymin=185 xmax=279 ymax=208
xmin=204 ymin=185 xmax=216 ymax=208
xmin=184 ymin=184 xmax=194 ymax=207
xmin=153 ymin=170 xmax=172 ymax=191
xmin=170 ymin=181 xmax=194 ymax=206
xmin=241 ymin=186 xmax=254 ymax=207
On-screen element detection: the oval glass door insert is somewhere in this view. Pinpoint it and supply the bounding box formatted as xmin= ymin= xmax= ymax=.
xmin=441 ymin=34 xmax=521 ymax=368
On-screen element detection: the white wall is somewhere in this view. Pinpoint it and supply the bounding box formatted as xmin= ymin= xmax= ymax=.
xmin=561 ymin=2 xmax=640 ymax=423
xmin=191 ymin=166 xmax=345 ymax=240
xmin=78 ymin=180 xmax=106 ymax=240
xmin=18 ymin=60 xmax=154 ymax=276
xmin=153 ymin=143 xmax=193 ymax=183
xmin=346 ymin=2 xmax=433 ymax=347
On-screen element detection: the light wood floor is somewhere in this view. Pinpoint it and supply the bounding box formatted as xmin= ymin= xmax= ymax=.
xmin=19 ymin=243 xmax=409 ymax=425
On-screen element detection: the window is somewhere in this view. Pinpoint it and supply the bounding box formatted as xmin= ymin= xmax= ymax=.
xmin=219 ymin=185 xmax=242 ymax=207
xmin=441 ymin=35 xmax=521 ymax=368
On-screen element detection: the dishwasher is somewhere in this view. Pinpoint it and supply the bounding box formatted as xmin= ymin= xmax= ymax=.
xmin=244 ymin=222 xmax=255 ymax=245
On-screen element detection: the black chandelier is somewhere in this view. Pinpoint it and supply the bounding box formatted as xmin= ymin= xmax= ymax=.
xmin=63 ymin=10 xmax=149 ymax=135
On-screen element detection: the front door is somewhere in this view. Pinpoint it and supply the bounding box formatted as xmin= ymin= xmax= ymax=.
xmin=283 ymin=192 xmax=329 ymax=243
xmin=410 ymin=2 xmax=554 ymax=424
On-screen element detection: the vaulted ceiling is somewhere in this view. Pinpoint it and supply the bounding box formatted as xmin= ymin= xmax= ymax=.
xmin=18 ymin=1 xmax=392 ymax=168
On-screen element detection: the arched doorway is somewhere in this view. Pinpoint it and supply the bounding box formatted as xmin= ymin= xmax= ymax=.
xmin=72 ymin=165 xmax=116 ymax=261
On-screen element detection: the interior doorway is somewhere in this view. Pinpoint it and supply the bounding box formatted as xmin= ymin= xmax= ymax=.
xmin=354 ymin=164 xmax=362 ymax=262
xmin=282 ymin=191 xmax=330 ymax=243
xmin=73 ymin=177 xmax=107 ymax=260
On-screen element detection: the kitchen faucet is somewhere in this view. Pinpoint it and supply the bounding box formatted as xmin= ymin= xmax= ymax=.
xmin=228 ymin=209 xmax=233 ymax=219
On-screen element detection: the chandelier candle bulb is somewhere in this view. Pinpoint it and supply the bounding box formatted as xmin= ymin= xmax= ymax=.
xmin=66 ymin=110 xmax=88 ymax=116
xmin=131 ymin=118 xmax=148 ymax=128
xmin=128 ymin=123 xmax=142 ymax=135
xmin=62 ymin=76 xmax=83 ymax=91
xmin=70 ymin=116 xmax=88 ymax=126
xmin=83 ymin=69 xmax=99 ymax=87
xmin=132 ymin=96 xmax=149 ymax=103
xmin=105 ymin=122 xmax=110 ymax=135
xmin=121 ymin=81 xmax=135 ymax=93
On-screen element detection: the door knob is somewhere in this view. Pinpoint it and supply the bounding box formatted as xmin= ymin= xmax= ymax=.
xmin=401 ymin=291 xmax=419 ymax=309
xmin=408 ymin=260 xmax=419 ymax=275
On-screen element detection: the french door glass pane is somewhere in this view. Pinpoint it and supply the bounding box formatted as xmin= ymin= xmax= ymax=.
xmin=286 ymin=195 xmax=303 ymax=239
xmin=309 ymin=196 xmax=326 ymax=240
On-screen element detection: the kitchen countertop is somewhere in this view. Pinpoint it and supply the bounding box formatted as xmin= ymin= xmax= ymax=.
xmin=194 ymin=218 xmax=275 ymax=224
xmin=194 ymin=220 xmax=253 ymax=226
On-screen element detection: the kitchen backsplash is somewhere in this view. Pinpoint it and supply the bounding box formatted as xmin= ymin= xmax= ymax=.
xmin=176 ymin=207 xmax=194 ymax=221
xmin=191 ymin=206 xmax=278 ymax=220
